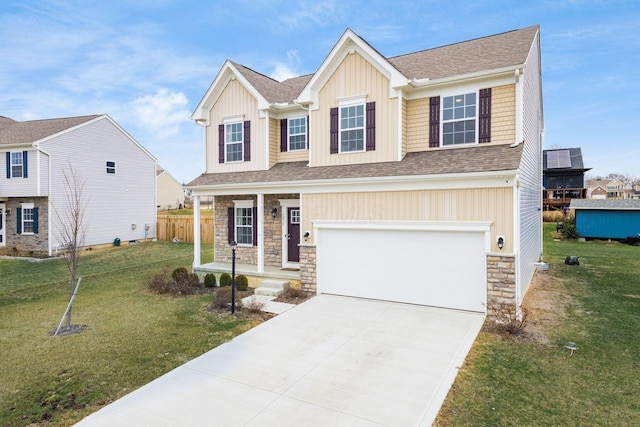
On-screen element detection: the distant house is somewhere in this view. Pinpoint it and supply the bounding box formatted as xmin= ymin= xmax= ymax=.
xmin=186 ymin=26 xmax=544 ymax=316
xmin=586 ymin=178 xmax=627 ymax=199
xmin=570 ymin=199 xmax=640 ymax=240
xmin=156 ymin=166 xmax=184 ymax=210
xmin=542 ymin=148 xmax=590 ymax=211
xmin=0 ymin=115 xmax=157 ymax=255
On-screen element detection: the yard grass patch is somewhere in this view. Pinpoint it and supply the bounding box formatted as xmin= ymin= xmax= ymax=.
xmin=0 ymin=242 xmax=254 ymax=427
xmin=436 ymin=223 xmax=640 ymax=426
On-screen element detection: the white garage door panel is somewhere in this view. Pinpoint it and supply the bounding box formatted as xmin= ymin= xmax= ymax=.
xmin=317 ymin=228 xmax=486 ymax=312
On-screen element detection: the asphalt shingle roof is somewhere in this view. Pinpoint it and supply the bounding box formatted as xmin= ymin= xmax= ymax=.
xmin=543 ymin=147 xmax=589 ymax=171
xmin=188 ymin=143 xmax=524 ymax=188
xmin=0 ymin=115 xmax=100 ymax=146
xmin=570 ymin=199 xmax=640 ymax=210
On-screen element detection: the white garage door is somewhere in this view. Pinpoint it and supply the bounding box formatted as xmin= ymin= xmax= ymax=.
xmin=316 ymin=222 xmax=488 ymax=313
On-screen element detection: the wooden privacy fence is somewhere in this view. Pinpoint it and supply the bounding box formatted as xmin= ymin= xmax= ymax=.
xmin=156 ymin=215 xmax=214 ymax=244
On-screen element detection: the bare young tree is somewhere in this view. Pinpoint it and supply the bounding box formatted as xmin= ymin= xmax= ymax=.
xmin=54 ymin=165 xmax=89 ymax=330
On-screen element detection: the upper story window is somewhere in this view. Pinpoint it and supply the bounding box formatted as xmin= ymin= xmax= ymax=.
xmin=442 ymin=93 xmax=476 ymax=146
xmin=429 ymin=88 xmax=491 ymax=148
xmin=10 ymin=151 xmax=24 ymax=178
xmin=288 ymin=117 xmax=307 ymax=151
xmin=225 ymin=121 xmax=244 ymax=162
xmin=106 ymin=161 xmax=116 ymax=174
xmin=340 ymin=104 xmax=365 ymax=152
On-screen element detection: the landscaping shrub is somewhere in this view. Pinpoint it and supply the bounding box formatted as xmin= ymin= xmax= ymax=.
xmin=219 ymin=273 xmax=232 ymax=287
xmin=171 ymin=267 xmax=189 ymax=282
xmin=489 ymin=301 xmax=529 ymax=335
xmin=171 ymin=267 xmax=200 ymax=287
xmin=204 ymin=273 xmax=217 ymax=288
xmin=282 ymin=287 xmax=308 ymax=299
xmin=210 ymin=286 xmax=243 ymax=311
xmin=561 ymin=216 xmax=579 ymax=239
xmin=542 ymin=210 xmax=565 ymax=223
xmin=146 ymin=268 xmax=174 ymax=294
xmin=147 ymin=268 xmax=198 ymax=296
xmin=243 ymin=296 xmax=266 ymax=313
xmin=235 ymin=275 xmax=249 ymax=291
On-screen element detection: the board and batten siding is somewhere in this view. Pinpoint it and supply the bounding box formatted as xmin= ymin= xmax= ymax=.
xmin=42 ymin=117 xmax=156 ymax=249
xmin=205 ymin=79 xmax=266 ymax=173
xmin=310 ymin=52 xmax=399 ymax=167
xmin=303 ymin=187 xmax=513 ymax=252
xmin=1 ymin=148 xmax=42 ymax=197
xmin=517 ymin=29 xmax=543 ymax=304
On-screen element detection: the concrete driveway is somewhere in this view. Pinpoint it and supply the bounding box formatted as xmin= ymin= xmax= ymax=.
xmin=76 ymin=295 xmax=484 ymax=426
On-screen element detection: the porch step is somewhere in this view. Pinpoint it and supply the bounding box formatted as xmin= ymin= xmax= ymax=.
xmin=253 ymin=279 xmax=290 ymax=297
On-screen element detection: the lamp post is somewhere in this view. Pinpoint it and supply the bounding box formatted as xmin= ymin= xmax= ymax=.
xmin=230 ymin=241 xmax=237 ymax=314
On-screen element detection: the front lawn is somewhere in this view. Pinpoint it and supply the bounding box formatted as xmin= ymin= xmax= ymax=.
xmin=0 ymin=242 xmax=254 ymax=427
xmin=436 ymin=224 xmax=640 ymax=426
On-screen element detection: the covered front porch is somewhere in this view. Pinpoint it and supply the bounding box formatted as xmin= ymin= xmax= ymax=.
xmin=193 ymin=261 xmax=301 ymax=287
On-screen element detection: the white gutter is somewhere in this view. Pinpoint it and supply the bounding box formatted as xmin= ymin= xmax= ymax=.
xmin=405 ymin=64 xmax=525 ymax=89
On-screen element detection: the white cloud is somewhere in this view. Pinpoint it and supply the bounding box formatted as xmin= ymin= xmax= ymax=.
xmin=130 ymin=89 xmax=191 ymax=139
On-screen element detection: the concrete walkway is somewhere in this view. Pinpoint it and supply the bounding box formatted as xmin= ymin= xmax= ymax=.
xmin=76 ymin=295 xmax=484 ymax=426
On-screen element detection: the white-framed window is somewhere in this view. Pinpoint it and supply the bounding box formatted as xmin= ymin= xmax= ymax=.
xmin=442 ymin=92 xmax=477 ymax=146
xmin=20 ymin=203 xmax=35 ymax=234
xmin=339 ymin=97 xmax=366 ymax=153
xmin=106 ymin=160 xmax=116 ymax=174
xmin=11 ymin=152 xmax=24 ymax=178
xmin=288 ymin=117 xmax=307 ymax=151
xmin=225 ymin=121 xmax=244 ymax=162
xmin=233 ymin=200 xmax=253 ymax=245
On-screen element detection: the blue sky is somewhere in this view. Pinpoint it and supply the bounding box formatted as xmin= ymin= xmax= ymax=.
xmin=1 ymin=0 xmax=639 ymax=183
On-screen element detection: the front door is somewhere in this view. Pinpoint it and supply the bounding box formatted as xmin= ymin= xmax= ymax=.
xmin=287 ymin=207 xmax=300 ymax=263
xmin=0 ymin=203 xmax=5 ymax=246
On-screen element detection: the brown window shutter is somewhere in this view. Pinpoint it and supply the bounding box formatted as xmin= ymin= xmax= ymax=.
xmin=218 ymin=124 xmax=225 ymax=163
xmin=280 ymin=119 xmax=288 ymax=152
xmin=479 ymin=88 xmax=491 ymax=143
xmin=252 ymin=206 xmax=258 ymax=246
xmin=330 ymin=107 xmax=338 ymax=154
xmin=227 ymin=207 xmax=234 ymax=243
xmin=429 ymin=96 xmax=440 ymax=147
xmin=243 ymin=121 xmax=251 ymax=161
xmin=366 ymin=102 xmax=375 ymax=151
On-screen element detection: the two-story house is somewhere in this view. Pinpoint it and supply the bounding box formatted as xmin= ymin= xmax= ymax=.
xmin=0 ymin=114 xmax=157 ymax=256
xmin=187 ymin=26 xmax=543 ymax=316
xmin=542 ymin=147 xmax=590 ymax=211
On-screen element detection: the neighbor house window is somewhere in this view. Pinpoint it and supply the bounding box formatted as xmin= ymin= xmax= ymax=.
xmin=442 ymin=92 xmax=477 ymax=145
xmin=11 ymin=152 xmax=24 ymax=178
xmin=18 ymin=203 xmax=38 ymax=234
xmin=288 ymin=117 xmax=307 ymax=151
xmin=106 ymin=161 xmax=116 ymax=174
xmin=225 ymin=121 xmax=244 ymax=162
xmin=339 ymin=104 xmax=365 ymax=152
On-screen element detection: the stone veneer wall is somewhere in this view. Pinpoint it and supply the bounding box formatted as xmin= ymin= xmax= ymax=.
xmin=3 ymin=197 xmax=49 ymax=254
xmin=213 ymin=194 xmax=298 ymax=266
xmin=486 ymin=254 xmax=516 ymax=318
xmin=299 ymin=245 xmax=317 ymax=292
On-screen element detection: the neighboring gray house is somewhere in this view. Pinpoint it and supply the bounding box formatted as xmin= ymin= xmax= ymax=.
xmin=0 ymin=114 xmax=157 ymax=255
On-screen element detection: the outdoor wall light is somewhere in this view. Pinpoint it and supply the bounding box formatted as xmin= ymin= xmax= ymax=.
xmin=497 ymin=236 xmax=505 ymax=250
xmin=303 ymin=231 xmax=310 ymax=241
xmin=272 ymin=207 xmax=278 ymax=218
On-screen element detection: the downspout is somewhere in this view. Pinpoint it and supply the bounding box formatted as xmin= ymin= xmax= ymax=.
xmin=33 ymin=144 xmax=52 ymax=256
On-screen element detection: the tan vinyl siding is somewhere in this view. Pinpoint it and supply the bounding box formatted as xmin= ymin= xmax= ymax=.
xmin=491 ymin=84 xmax=517 ymax=145
xmin=303 ymin=187 xmax=513 ymax=252
xmin=311 ymin=52 xmax=398 ymax=167
xmin=205 ymin=79 xmax=265 ymax=173
xmin=406 ymin=98 xmax=429 ymax=152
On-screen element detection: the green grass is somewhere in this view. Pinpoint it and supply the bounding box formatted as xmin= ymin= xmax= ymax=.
xmin=0 ymin=242 xmax=254 ymax=427
xmin=436 ymin=224 xmax=640 ymax=426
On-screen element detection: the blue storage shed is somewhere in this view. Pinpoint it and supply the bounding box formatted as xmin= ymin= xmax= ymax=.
xmin=570 ymin=199 xmax=640 ymax=240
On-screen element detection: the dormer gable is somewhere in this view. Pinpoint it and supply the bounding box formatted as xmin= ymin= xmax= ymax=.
xmin=296 ymin=28 xmax=408 ymax=109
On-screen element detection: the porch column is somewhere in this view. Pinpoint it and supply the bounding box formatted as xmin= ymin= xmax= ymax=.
xmin=257 ymin=193 xmax=264 ymax=274
xmin=193 ymin=195 xmax=201 ymax=268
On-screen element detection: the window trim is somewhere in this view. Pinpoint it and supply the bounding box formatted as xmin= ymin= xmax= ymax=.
xmin=338 ymin=96 xmax=367 ymax=154
xmin=232 ymin=200 xmax=253 ymax=246
xmin=441 ymin=91 xmax=478 ymax=146
xmin=106 ymin=160 xmax=116 ymax=175
xmin=287 ymin=116 xmax=307 ymax=151
xmin=10 ymin=151 xmax=24 ymax=178
xmin=20 ymin=203 xmax=35 ymax=235
xmin=224 ymin=119 xmax=244 ymax=163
